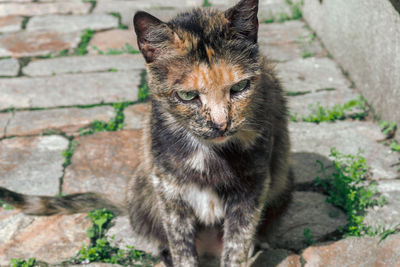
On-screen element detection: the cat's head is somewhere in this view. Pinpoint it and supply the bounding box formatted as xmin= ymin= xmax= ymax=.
xmin=134 ymin=0 xmax=262 ymax=144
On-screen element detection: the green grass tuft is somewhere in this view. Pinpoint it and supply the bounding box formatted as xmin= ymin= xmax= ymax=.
xmin=299 ymin=97 xmax=369 ymax=123
xmin=303 ymin=228 xmax=314 ymax=246
xmin=62 ymin=140 xmax=79 ymax=168
xmin=138 ymin=70 xmax=150 ymax=102
xmin=203 ymin=0 xmax=212 ymax=7
xmin=10 ymin=258 xmax=36 ymax=267
xmin=76 ymin=209 xmax=157 ymax=266
xmin=316 ymin=148 xmax=386 ymax=236
xmin=79 ymin=101 xmax=131 ymax=136
xmin=77 ymin=29 xmax=95 ymax=56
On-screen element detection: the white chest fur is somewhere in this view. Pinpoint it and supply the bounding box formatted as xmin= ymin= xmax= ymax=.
xmin=181 ymin=185 xmax=225 ymax=225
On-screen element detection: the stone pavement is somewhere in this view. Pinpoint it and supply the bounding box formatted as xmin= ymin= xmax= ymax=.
xmin=0 ymin=0 xmax=400 ymax=266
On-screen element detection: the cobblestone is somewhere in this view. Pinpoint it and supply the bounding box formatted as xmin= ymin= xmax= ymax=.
xmin=0 ymin=135 xmax=68 ymax=196
xmin=26 ymin=14 xmax=118 ymax=33
xmin=88 ymin=29 xmax=138 ymax=54
xmin=5 ymin=106 xmax=115 ymax=137
xmin=0 ymin=71 xmax=141 ymax=110
xmin=23 ymin=54 xmax=144 ymax=77
xmin=0 ymin=1 xmax=91 ymax=17
xmin=0 ymin=31 xmax=81 ymax=58
xmin=0 ymin=15 xmax=23 ymax=33
xmin=0 ymin=58 xmax=19 ymax=77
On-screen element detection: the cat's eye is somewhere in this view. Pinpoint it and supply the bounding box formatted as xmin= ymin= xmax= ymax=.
xmin=176 ymin=91 xmax=198 ymax=101
xmin=231 ymin=80 xmax=249 ymax=93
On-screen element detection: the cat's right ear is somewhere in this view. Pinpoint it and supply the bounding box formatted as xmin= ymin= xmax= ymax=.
xmin=134 ymin=11 xmax=173 ymax=63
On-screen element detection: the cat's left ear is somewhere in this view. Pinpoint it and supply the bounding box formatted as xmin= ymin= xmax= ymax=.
xmin=225 ymin=0 xmax=259 ymax=42
xmin=134 ymin=11 xmax=175 ymax=63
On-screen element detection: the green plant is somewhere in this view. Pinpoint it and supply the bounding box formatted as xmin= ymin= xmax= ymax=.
xmin=109 ymin=68 xmax=118 ymax=72
xmin=77 ymin=29 xmax=95 ymax=56
xmin=10 ymin=258 xmax=36 ymax=267
xmin=110 ymin=12 xmax=128 ymax=29
xmin=379 ymin=121 xmax=397 ymax=139
xmin=302 ymin=97 xmax=369 ymax=123
xmin=79 ymin=101 xmax=130 ymax=136
xmin=0 ymin=199 xmax=13 ymax=210
xmin=62 ymin=140 xmax=79 ymax=168
xmin=316 ymin=148 xmax=386 ymax=236
xmin=303 ymin=228 xmax=314 ymax=246
xmin=203 ymin=0 xmax=212 ymax=7
xmin=390 ymin=141 xmax=400 ymax=152
xmin=77 ymin=209 xmax=156 ymax=266
xmin=138 ymin=70 xmax=150 ymax=102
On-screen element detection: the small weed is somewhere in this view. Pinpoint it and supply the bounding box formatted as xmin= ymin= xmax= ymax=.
xmin=296 ymin=32 xmax=316 ymax=58
xmin=378 ymin=224 xmax=400 ymax=243
xmin=390 ymin=141 xmax=400 ymax=152
xmin=110 ymin=12 xmax=128 ymax=29
xmin=0 ymin=199 xmax=14 ymax=210
xmin=79 ymin=101 xmax=130 ymax=136
xmin=379 ymin=121 xmax=397 ymax=139
xmin=10 ymin=258 xmax=36 ymax=267
xmin=303 ymin=228 xmax=314 ymax=246
xmin=290 ymin=2 xmax=303 ymax=19
xmin=21 ymin=17 xmax=30 ymax=30
xmin=302 ymin=97 xmax=369 ymax=123
xmin=37 ymin=53 xmax=52 ymax=59
xmin=203 ymin=0 xmax=212 ymax=7
xmin=76 ymin=209 xmax=157 ymax=266
xmin=302 ymin=51 xmax=314 ymax=58
xmin=316 ymin=148 xmax=386 ymax=236
xmin=286 ymin=91 xmax=310 ymax=96
xmin=77 ymin=29 xmax=95 ymax=56
xmin=264 ymin=18 xmax=275 ymax=23
xmin=109 ymin=68 xmax=118 ymax=72
xmin=138 ymin=70 xmax=150 ymax=102
xmin=62 ymin=140 xmax=79 ymax=168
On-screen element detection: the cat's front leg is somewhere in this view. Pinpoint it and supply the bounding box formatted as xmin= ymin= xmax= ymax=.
xmin=221 ymin=192 xmax=267 ymax=267
xmin=157 ymin=192 xmax=198 ymax=267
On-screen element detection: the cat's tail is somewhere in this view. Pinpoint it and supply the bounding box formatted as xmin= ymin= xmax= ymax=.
xmin=0 ymin=186 xmax=127 ymax=216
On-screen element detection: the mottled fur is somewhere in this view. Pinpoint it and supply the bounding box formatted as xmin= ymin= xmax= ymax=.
xmin=0 ymin=0 xmax=292 ymax=266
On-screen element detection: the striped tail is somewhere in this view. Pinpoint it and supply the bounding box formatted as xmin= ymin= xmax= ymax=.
xmin=0 ymin=186 xmax=126 ymax=216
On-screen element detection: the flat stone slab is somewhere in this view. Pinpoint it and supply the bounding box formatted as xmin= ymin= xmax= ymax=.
xmin=253 ymin=248 xmax=301 ymax=267
xmin=93 ymin=0 xmax=202 ymax=26
xmin=0 ymin=58 xmax=19 ymax=77
xmin=88 ymin=29 xmax=138 ymax=54
xmin=63 ymin=130 xmax=142 ymax=205
xmin=264 ymin=191 xmax=347 ymax=251
xmin=290 ymin=121 xmax=399 ymax=181
xmin=259 ymin=21 xmax=326 ymax=62
xmin=364 ymin=180 xmax=400 ymax=230
xmin=287 ymin=88 xmax=360 ymax=117
xmin=0 ymin=135 xmax=68 ymax=196
xmin=0 ymin=15 xmax=22 ymax=33
xmin=277 ymin=57 xmax=351 ymax=93
xmin=0 ymin=31 xmax=81 ymax=58
xmin=0 ymin=1 xmax=91 ymax=17
xmin=0 ymin=71 xmax=141 ymax=110
xmin=5 ymin=106 xmax=115 ymax=137
xmin=26 ymin=14 xmax=118 ymax=33
xmin=301 ymin=234 xmax=400 ymax=266
xmin=0 ymin=209 xmax=91 ymax=265
xmin=123 ymin=103 xmax=149 ymax=130
xmin=23 ymin=54 xmax=145 ymax=77
xmin=0 ymin=112 xmax=12 ymax=139
xmin=277 ymin=57 xmax=351 ymax=94
xmin=107 ymin=215 xmax=160 ymax=255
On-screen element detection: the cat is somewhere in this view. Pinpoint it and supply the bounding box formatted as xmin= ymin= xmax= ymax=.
xmin=0 ymin=0 xmax=293 ymax=266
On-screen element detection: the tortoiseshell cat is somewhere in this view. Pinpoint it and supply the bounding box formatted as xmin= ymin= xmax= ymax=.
xmin=0 ymin=0 xmax=292 ymax=266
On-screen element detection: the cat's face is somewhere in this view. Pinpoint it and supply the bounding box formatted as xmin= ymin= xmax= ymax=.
xmin=134 ymin=0 xmax=261 ymax=144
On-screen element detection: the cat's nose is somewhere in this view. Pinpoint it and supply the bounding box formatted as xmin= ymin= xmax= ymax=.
xmin=213 ymin=122 xmax=227 ymax=132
